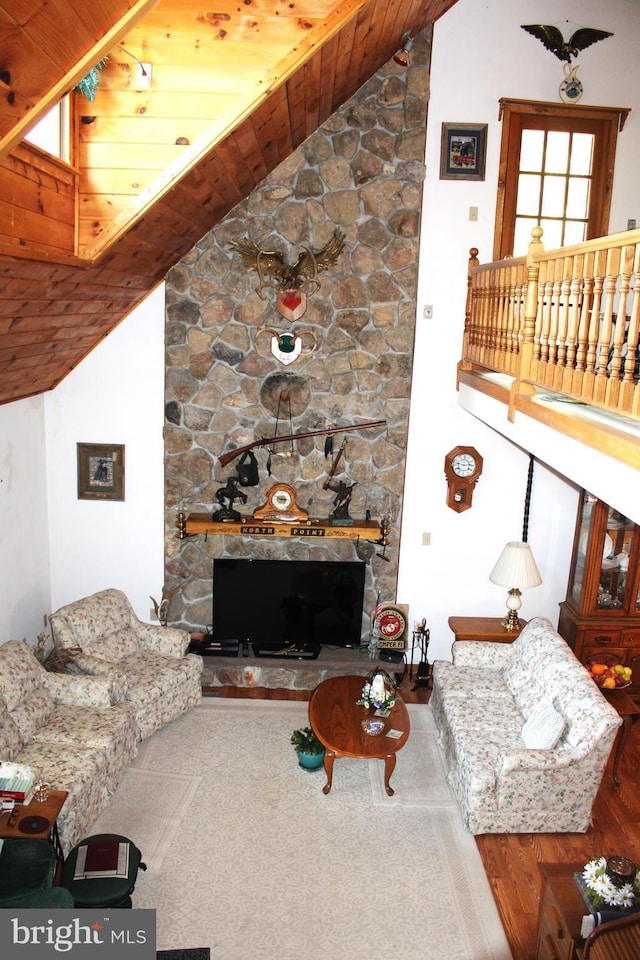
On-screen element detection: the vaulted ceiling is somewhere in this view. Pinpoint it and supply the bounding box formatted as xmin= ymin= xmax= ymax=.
xmin=0 ymin=0 xmax=457 ymax=406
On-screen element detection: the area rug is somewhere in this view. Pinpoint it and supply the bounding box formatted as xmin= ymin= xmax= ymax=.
xmin=90 ymin=699 xmax=513 ymax=960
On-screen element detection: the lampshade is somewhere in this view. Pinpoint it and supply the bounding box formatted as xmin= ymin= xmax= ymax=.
xmin=489 ymin=541 xmax=542 ymax=630
xmin=489 ymin=541 xmax=542 ymax=589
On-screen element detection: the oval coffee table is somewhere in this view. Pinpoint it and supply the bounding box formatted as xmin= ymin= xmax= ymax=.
xmin=309 ymin=675 xmax=410 ymax=796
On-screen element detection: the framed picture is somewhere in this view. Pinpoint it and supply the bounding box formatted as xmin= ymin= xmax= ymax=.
xmin=77 ymin=443 xmax=125 ymax=501
xmin=440 ymin=123 xmax=487 ymax=181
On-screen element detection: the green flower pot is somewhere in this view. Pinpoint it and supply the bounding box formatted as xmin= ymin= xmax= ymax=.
xmin=297 ymin=749 xmax=325 ymax=771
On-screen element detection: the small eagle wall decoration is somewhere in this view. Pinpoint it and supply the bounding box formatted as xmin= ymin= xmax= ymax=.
xmin=230 ymin=229 xmax=345 ymax=321
xmin=521 ymin=24 xmax=613 ymax=63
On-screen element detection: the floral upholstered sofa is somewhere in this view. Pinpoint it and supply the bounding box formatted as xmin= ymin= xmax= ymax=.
xmin=49 ymin=588 xmax=202 ymax=741
xmin=0 ymin=640 xmax=137 ymax=855
xmin=430 ymin=617 xmax=622 ymax=834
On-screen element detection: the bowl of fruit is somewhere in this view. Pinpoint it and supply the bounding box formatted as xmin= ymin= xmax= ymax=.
xmin=586 ymin=655 xmax=632 ymax=689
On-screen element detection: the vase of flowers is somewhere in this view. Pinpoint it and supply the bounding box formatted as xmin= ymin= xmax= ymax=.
xmin=582 ymin=856 xmax=639 ymax=909
xmin=357 ymin=668 xmax=397 ymax=711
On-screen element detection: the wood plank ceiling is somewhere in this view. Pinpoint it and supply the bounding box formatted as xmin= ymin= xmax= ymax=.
xmin=0 ymin=0 xmax=457 ymax=406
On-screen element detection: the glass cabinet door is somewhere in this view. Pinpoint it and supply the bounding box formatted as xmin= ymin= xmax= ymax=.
xmin=569 ymin=494 xmax=640 ymax=617
xmin=598 ymin=508 xmax=635 ymax=611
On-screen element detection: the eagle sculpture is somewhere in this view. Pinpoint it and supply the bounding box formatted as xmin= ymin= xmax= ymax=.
xmin=230 ymin=229 xmax=345 ymax=300
xmin=521 ymin=24 xmax=613 ymax=63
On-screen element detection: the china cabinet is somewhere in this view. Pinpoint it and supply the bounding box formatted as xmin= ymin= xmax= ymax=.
xmin=558 ymin=494 xmax=640 ymax=694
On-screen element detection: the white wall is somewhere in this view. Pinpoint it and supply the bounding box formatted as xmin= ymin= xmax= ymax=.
xmin=0 ymin=396 xmax=51 ymax=643
xmin=1 ymin=0 xmax=639 ymax=654
xmin=397 ymin=0 xmax=640 ymax=659
xmin=44 ymin=284 xmax=166 ymax=622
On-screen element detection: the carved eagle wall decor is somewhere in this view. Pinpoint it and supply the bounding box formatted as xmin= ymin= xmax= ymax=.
xmin=521 ymin=24 xmax=613 ymax=63
xmin=230 ymin=229 xmax=346 ymax=300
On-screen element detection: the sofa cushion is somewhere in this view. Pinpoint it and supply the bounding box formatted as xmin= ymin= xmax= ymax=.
xmin=521 ymin=699 xmax=566 ymax=749
xmin=0 ymin=641 xmax=55 ymax=742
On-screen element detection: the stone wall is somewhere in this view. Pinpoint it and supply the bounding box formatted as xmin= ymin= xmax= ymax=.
xmin=164 ymin=30 xmax=431 ymax=636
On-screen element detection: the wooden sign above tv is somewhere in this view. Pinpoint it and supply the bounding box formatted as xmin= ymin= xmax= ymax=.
xmin=181 ymin=513 xmax=381 ymax=541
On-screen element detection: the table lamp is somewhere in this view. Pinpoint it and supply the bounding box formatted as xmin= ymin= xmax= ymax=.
xmin=489 ymin=540 xmax=542 ymax=630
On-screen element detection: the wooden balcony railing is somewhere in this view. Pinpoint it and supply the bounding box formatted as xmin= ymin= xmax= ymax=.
xmin=460 ymin=227 xmax=640 ymax=423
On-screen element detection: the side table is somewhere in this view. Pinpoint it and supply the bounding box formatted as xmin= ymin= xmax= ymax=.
xmin=536 ymin=863 xmax=586 ymax=960
xmin=448 ymin=616 xmax=526 ymax=643
xmin=601 ymin=687 xmax=640 ymax=787
xmin=0 ymin=789 xmax=67 ymax=863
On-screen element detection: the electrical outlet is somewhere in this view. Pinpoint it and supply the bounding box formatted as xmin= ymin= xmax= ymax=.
xmin=423 ymin=305 xmax=433 ymax=319
xmin=628 ymin=219 xmax=636 ymax=230
xmin=150 ymin=607 xmax=158 ymax=621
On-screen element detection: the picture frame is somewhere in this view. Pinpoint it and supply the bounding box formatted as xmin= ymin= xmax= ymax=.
xmin=77 ymin=443 xmax=125 ymax=501
xmin=440 ymin=123 xmax=487 ymax=181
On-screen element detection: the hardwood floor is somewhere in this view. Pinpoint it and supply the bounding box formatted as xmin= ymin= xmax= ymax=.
xmin=206 ymin=676 xmax=640 ymax=960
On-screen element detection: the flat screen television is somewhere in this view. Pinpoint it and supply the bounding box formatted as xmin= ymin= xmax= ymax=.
xmin=212 ymin=558 xmax=366 ymax=657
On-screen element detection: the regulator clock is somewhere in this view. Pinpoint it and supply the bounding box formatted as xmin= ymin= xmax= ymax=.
xmin=444 ymin=446 xmax=483 ymax=513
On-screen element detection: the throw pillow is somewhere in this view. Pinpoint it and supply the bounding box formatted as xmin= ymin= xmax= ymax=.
xmin=521 ymin=700 xmax=566 ymax=749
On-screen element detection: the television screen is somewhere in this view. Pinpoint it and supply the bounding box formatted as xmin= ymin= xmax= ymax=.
xmin=212 ymin=558 xmax=366 ymax=655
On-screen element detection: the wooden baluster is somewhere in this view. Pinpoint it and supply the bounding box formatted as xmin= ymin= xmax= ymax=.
xmin=575 ymin=251 xmax=594 ymax=384
xmin=618 ymin=245 xmax=640 ymax=412
xmin=554 ymin=257 xmax=571 ymax=391
xmin=595 ymin=247 xmax=621 ymax=404
xmin=607 ymin=244 xmax=633 ymax=407
xmin=564 ymin=254 xmax=584 ymax=394
xmin=546 ymin=260 xmax=563 ymax=386
xmin=584 ymin=249 xmax=606 ymax=399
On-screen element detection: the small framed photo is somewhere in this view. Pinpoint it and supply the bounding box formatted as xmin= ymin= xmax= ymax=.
xmin=77 ymin=443 xmax=125 ymax=501
xmin=440 ymin=123 xmax=487 ymax=181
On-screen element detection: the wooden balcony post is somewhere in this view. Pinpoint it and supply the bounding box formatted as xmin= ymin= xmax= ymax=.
xmin=459 ymin=247 xmax=479 ymax=376
xmin=510 ymin=227 xmax=543 ymax=419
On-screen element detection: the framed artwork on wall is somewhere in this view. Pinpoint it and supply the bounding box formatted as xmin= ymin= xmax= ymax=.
xmin=77 ymin=443 xmax=125 ymax=501
xmin=440 ymin=123 xmax=487 ymax=181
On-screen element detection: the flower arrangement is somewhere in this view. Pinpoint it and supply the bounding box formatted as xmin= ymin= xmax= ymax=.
xmin=357 ymin=669 xmax=397 ymax=711
xmin=582 ymin=857 xmax=639 ymax=909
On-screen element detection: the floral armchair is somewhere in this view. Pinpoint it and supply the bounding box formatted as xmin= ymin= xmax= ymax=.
xmin=49 ymin=588 xmax=202 ymax=741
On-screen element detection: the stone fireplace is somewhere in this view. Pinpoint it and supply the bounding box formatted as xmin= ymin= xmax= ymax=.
xmin=163 ymin=30 xmax=431 ymax=641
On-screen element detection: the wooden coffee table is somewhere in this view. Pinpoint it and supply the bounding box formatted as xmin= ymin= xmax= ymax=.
xmin=309 ymin=675 xmax=410 ymax=796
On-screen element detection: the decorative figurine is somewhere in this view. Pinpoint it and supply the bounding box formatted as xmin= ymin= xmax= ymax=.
xmin=212 ymin=477 xmax=248 ymax=522
xmin=327 ymin=479 xmax=357 ymax=525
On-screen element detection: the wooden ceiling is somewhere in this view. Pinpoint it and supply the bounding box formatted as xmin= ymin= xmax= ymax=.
xmin=0 ymin=0 xmax=456 ymax=406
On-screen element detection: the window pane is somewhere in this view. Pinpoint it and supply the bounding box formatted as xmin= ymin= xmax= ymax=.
xmin=545 ymin=131 xmax=570 ymax=173
xmin=564 ymin=221 xmax=587 ymax=246
xmin=541 ymin=176 xmax=566 ymax=216
xmin=566 ymin=178 xmax=590 ymax=219
xmin=26 ymin=108 xmax=61 ymax=155
xmin=513 ymin=217 xmax=538 ymax=257
xmin=569 ymin=133 xmax=594 ymax=175
xmin=516 ymin=173 xmax=541 ymax=215
xmin=521 ymin=129 xmax=545 ymax=171
xmin=540 ymin=219 xmax=563 ymax=248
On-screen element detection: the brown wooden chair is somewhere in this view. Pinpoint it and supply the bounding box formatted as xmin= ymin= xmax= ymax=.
xmin=580 ymin=911 xmax=640 ymax=959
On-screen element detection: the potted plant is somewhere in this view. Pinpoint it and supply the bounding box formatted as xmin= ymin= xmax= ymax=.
xmin=291 ymin=726 xmax=325 ymax=771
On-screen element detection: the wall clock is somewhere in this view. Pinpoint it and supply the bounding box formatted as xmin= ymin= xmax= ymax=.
xmin=253 ymin=482 xmax=309 ymax=523
xmin=444 ymin=446 xmax=483 ymax=513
